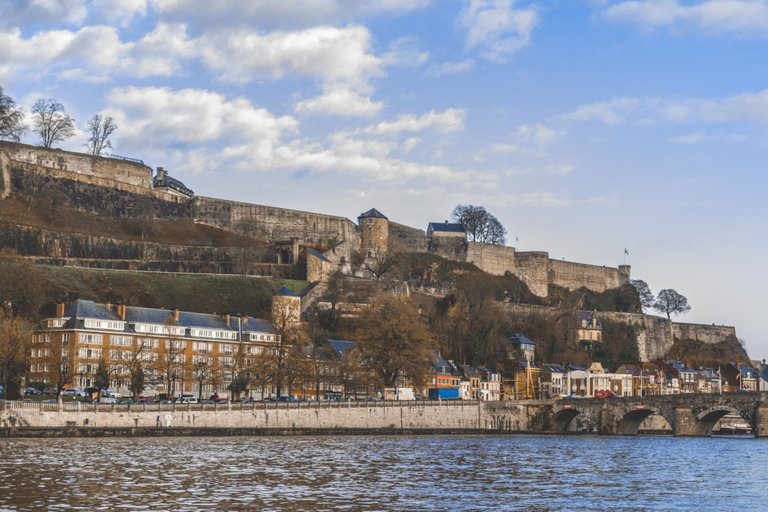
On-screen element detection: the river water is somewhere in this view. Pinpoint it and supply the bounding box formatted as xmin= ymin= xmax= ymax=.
xmin=0 ymin=434 xmax=764 ymax=511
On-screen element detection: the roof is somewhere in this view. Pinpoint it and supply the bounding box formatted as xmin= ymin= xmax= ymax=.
xmin=153 ymin=170 xmax=194 ymax=197
xmin=50 ymin=299 xmax=274 ymax=337
xmin=327 ymin=339 xmax=356 ymax=356
xmin=275 ymin=285 xmax=298 ymax=297
xmin=427 ymin=222 xmax=465 ymax=234
xmin=358 ymin=208 xmax=388 ymax=220
xmin=508 ymin=334 xmax=535 ymax=346
xmin=307 ymin=248 xmax=330 ymax=263
xmin=432 ymin=352 xmax=457 ymax=374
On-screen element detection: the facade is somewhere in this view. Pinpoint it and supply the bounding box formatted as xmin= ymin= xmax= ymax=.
xmin=29 ymin=299 xmax=283 ymax=399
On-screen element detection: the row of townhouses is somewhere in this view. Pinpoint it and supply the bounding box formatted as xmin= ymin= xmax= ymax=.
xmin=26 ymin=296 xmax=761 ymax=401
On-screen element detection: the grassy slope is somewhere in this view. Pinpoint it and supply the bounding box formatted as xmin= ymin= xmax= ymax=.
xmin=43 ymin=266 xmax=307 ymax=318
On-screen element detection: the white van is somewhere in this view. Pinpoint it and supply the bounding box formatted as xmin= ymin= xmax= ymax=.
xmin=176 ymin=395 xmax=198 ymax=404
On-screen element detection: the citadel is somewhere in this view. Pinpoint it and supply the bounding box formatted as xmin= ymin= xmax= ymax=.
xmin=0 ymin=141 xmax=739 ymax=363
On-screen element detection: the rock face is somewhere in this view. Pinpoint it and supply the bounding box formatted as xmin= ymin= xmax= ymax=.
xmin=504 ymin=303 xmax=739 ymax=362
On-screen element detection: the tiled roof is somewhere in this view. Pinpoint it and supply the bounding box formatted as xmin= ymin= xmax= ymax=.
xmin=358 ymin=208 xmax=388 ymax=220
xmin=427 ymin=222 xmax=465 ymax=234
xmin=327 ymin=339 xmax=356 ymax=356
xmin=153 ymin=171 xmax=194 ymax=197
xmin=508 ymin=334 xmax=535 ymax=346
xmin=53 ymin=299 xmax=274 ymax=337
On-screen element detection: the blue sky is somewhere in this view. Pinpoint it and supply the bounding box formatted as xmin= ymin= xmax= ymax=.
xmin=2 ymin=0 xmax=767 ymax=359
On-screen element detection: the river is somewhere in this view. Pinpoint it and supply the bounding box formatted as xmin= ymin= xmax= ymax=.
xmin=0 ymin=435 xmax=764 ymax=511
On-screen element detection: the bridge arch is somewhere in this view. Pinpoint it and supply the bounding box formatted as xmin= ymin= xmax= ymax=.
xmin=552 ymin=407 xmax=581 ymax=433
xmin=616 ymin=407 xmax=659 ymax=435
xmin=695 ymin=406 xmax=754 ymax=436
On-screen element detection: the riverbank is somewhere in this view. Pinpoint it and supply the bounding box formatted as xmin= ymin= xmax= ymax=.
xmin=0 ymin=426 xmax=501 ymax=438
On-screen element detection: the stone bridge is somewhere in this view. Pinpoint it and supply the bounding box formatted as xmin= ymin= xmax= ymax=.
xmin=511 ymin=392 xmax=768 ymax=436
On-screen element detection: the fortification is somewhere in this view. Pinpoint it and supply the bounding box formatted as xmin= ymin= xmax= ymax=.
xmin=193 ymin=196 xmax=359 ymax=250
xmin=0 ymin=141 xmax=153 ymax=189
xmin=358 ymin=208 xmax=388 ymax=256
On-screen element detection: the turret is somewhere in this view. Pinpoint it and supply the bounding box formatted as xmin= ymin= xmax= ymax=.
xmin=358 ymin=208 xmax=388 ymax=257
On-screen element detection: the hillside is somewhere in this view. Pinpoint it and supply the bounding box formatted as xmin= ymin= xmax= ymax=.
xmin=0 ymin=254 xmax=306 ymax=320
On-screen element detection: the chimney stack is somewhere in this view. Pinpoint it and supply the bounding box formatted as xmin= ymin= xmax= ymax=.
xmin=55 ymin=302 xmax=65 ymax=317
xmin=173 ymin=308 xmax=180 ymax=322
xmin=117 ymin=304 xmax=126 ymax=321
xmin=224 ymin=313 xmax=230 ymax=326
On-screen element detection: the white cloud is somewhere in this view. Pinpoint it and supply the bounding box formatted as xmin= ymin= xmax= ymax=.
xmin=603 ymin=0 xmax=768 ymax=35
xmin=104 ymin=87 xmax=298 ymax=172
xmin=563 ymin=97 xmax=651 ymax=124
xmin=196 ymin=25 xmax=384 ymax=117
xmin=295 ymin=88 xmax=383 ymax=117
xmin=92 ymin=0 xmax=148 ymax=25
xmin=0 ymin=0 xmax=88 ymax=28
xmin=382 ymin=36 xmax=430 ymax=67
xmin=151 ymin=0 xmax=431 ymax=28
xmin=366 ymin=109 xmax=467 ymax=135
xmin=426 ymin=59 xmax=475 ymax=77
xmin=670 ymin=133 xmax=705 ymax=144
xmin=0 ymin=23 xmax=191 ymax=84
xmin=564 ymin=90 xmax=768 ymax=126
xmin=459 ymin=0 xmax=538 ymax=61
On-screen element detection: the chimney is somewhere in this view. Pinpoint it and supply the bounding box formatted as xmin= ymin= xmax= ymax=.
xmin=55 ymin=302 xmax=65 ymax=317
xmin=117 ymin=304 xmax=126 ymax=321
xmin=240 ymin=314 xmax=248 ymax=324
xmin=105 ymin=301 xmax=112 ymax=311
xmin=173 ymin=308 xmax=180 ymax=322
xmin=224 ymin=313 xmax=230 ymax=326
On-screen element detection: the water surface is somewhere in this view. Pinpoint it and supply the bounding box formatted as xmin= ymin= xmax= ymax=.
xmin=0 ymin=435 xmax=763 ymax=511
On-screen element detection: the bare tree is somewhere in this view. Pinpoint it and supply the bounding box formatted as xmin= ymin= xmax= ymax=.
xmin=361 ymin=248 xmax=396 ymax=281
xmin=452 ymin=204 xmax=506 ymax=245
xmin=653 ymin=289 xmax=691 ymax=320
xmin=31 ymin=98 xmax=75 ymax=148
xmin=0 ymin=86 xmax=26 ymax=141
xmin=85 ymin=114 xmax=117 ymax=156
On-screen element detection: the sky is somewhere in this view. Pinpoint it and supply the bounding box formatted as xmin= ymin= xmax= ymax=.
xmin=2 ymin=0 xmax=767 ymax=359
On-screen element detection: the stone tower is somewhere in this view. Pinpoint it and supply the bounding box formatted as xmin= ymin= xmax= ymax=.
xmin=271 ymin=285 xmax=301 ymax=326
xmin=358 ymin=208 xmax=388 ymax=257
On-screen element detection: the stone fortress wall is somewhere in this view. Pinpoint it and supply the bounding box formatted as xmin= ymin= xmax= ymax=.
xmin=2 ymin=142 xmax=628 ymax=298
xmin=1 ymin=141 xmax=154 ymax=189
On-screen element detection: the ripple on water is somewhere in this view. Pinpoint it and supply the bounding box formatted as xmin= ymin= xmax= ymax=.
xmin=0 ymin=435 xmax=766 ymax=511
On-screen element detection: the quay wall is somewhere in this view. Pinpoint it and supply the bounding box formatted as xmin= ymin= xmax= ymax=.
xmin=1 ymin=401 xmax=530 ymax=432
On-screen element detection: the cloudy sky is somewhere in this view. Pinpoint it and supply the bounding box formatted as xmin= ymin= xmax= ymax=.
xmin=3 ymin=0 xmax=767 ymax=359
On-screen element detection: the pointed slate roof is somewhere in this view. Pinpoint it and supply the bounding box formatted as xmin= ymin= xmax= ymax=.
xmin=358 ymin=208 xmax=388 ymax=220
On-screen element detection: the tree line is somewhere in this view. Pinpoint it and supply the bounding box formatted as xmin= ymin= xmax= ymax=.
xmin=0 ymin=86 xmax=116 ymax=156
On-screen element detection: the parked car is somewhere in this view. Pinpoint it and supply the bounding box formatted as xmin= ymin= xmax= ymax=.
xmin=176 ymin=395 xmax=198 ymax=404
xmin=42 ymin=398 xmax=58 ymax=404
xmin=24 ymin=386 xmax=42 ymax=395
xmin=95 ymin=397 xmax=118 ymax=404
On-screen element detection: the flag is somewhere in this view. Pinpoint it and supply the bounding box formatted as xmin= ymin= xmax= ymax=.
xmin=515 ymin=235 xmax=519 ymax=243
xmin=624 ymin=248 xmax=629 ymax=256
xmin=716 ymin=367 xmax=720 ymax=377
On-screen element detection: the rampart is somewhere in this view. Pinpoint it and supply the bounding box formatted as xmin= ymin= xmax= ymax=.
xmin=0 ymin=149 xmax=9 ymax=198
xmin=0 ymin=223 xmax=295 ymax=276
xmin=0 ymin=141 xmax=153 ymax=189
xmin=466 ymin=242 xmax=515 ymax=276
xmin=515 ymin=251 xmax=549 ymax=297
xmin=388 ymin=221 xmax=426 ymax=253
xmin=193 ymin=196 xmax=359 ymax=248
xmin=672 ymin=323 xmax=737 ymax=345
xmin=548 ymin=259 xmax=630 ymax=293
